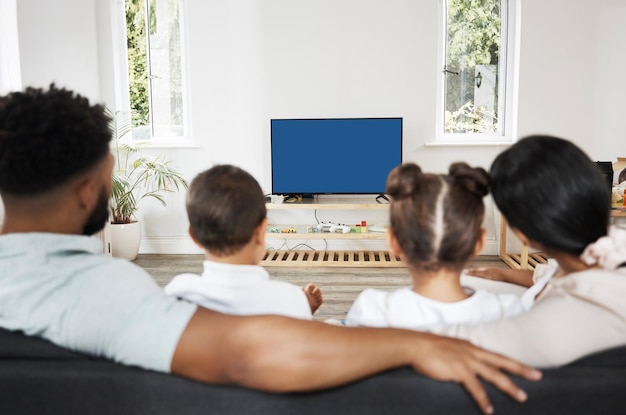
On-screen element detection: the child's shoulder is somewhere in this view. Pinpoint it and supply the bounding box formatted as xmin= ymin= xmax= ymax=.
xmin=356 ymin=287 xmax=398 ymax=300
xmin=163 ymin=273 xmax=202 ymax=294
xmin=353 ymin=287 xmax=413 ymax=310
xmin=470 ymin=287 xmax=521 ymax=303
xmin=470 ymin=288 xmax=526 ymax=317
xmin=346 ymin=287 xmax=414 ymax=328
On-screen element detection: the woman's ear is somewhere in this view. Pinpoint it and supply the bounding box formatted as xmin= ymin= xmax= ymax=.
xmin=472 ymin=228 xmax=487 ymax=256
xmin=387 ymin=228 xmax=403 ymax=257
xmin=511 ymin=227 xmax=532 ymax=247
xmin=510 ymin=227 xmax=546 ymax=251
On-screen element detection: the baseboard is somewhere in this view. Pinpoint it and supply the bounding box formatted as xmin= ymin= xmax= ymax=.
xmin=139 ymin=236 xmax=499 ymax=256
xmin=483 ymin=237 xmax=498 ymax=255
xmin=139 ymin=236 xmax=203 ymax=254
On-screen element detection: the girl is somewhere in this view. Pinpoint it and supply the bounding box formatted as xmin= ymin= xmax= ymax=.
xmin=345 ymin=162 xmax=526 ymax=330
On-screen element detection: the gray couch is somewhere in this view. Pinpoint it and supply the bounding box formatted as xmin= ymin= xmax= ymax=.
xmin=1 ymin=327 xmax=626 ymax=414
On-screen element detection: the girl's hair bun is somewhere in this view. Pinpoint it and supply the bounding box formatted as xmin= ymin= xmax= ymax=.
xmin=448 ymin=162 xmax=490 ymax=198
xmin=386 ymin=162 xmax=423 ymax=200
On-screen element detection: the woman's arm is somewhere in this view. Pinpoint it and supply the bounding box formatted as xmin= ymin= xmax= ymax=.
xmin=465 ymin=267 xmax=535 ymax=287
xmin=435 ymin=272 xmax=626 ymax=369
xmin=172 ymin=308 xmax=541 ymax=415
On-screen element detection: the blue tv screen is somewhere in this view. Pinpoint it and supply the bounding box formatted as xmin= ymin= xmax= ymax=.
xmin=271 ymin=118 xmax=402 ymax=195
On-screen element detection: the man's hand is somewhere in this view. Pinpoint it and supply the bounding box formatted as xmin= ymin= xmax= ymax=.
xmin=410 ymin=334 xmax=542 ymax=414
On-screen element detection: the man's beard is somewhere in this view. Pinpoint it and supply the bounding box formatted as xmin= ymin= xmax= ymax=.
xmin=82 ymin=187 xmax=110 ymax=236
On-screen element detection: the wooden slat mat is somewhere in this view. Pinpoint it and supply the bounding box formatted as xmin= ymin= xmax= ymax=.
xmin=261 ymin=250 xmax=404 ymax=267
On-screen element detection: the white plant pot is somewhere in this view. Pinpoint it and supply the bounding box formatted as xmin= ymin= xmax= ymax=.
xmin=110 ymin=221 xmax=141 ymax=260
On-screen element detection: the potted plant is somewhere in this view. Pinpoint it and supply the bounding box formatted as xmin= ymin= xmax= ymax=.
xmin=108 ymin=110 xmax=188 ymax=260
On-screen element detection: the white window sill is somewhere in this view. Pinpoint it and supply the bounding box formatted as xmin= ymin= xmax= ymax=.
xmin=425 ymin=138 xmax=516 ymax=147
xmin=136 ymin=139 xmax=201 ymax=149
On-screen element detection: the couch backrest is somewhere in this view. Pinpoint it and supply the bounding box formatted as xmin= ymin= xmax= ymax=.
xmin=0 ymin=328 xmax=92 ymax=360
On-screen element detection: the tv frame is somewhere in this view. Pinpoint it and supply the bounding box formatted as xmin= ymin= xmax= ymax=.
xmin=270 ymin=117 xmax=403 ymax=197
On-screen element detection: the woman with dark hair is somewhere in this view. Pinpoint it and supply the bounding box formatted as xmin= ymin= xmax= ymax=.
xmin=439 ymin=135 xmax=626 ymax=367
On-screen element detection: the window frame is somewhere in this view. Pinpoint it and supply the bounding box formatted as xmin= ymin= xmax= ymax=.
xmin=433 ymin=0 xmax=519 ymax=146
xmin=110 ymin=0 xmax=194 ymax=147
xmin=0 ymin=0 xmax=22 ymax=95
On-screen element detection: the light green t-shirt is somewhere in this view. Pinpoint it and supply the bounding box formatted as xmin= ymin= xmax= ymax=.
xmin=0 ymin=233 xmax=197 ymax=373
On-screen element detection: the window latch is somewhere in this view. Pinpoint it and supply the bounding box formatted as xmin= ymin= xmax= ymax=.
xmin=442 ymin=66 xmax=459 ymax=75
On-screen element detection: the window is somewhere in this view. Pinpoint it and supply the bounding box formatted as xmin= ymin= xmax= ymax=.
xmin=0 ymin=0 xmax=21 ymax=95
xmin=439 ymin=0 xmax=516 ymax=141
xmin=121 ymin=0 xmax=188 ymax=142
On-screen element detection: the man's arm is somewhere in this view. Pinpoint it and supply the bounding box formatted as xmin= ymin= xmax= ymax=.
xmin=171 ymin=308 xmax=541 ymax=415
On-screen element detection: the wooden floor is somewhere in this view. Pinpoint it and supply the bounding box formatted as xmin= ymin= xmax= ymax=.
xmin=133 ymin=254 xmax=509 ymax=322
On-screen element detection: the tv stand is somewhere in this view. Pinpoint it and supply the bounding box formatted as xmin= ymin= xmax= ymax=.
xmin=282 ymin=194 xmax=314 ymax=203
xmin=262 ymin=198 xmax=403 ymax=268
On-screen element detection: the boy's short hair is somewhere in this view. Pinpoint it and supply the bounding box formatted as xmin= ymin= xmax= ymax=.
xmin=186 ymin=165 xmax=267 ymax=256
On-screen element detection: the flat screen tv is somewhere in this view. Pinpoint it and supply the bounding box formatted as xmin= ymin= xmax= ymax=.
xmin=271 ymin=117 xmax=402 ymax=195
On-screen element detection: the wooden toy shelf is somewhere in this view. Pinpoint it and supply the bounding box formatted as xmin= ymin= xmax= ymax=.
xmin=262 ymin=199 xmax=403 ymax=267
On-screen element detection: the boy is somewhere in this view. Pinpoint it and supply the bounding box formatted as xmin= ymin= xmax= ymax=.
xmin=165 ymin=165 xmax=323 ymax=319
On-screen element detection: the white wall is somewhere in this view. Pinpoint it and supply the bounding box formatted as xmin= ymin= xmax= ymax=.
xmin=591 ymin=0 xmax=626 ymax=159
xmin=9 ymin=0 xmax=626 ymax=254
xmin=0 ymin=0 xmax=21 ymax=95
xmin=15 ymin=0 xmax=101 ymax=101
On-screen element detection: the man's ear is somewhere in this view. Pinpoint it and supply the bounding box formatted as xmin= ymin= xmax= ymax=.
xmin=472 ymin=228 xmax=487 ymax=256
xmin=387 ymin=228 xmax=403 ymax=257
xmin=75 ymin=176 xmax=99 ymax=212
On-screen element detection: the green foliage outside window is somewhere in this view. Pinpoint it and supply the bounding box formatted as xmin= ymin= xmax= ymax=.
xmin=125 ymin=0 xmax=153 ymax=127
xmin=447 ymin=0 xmax=500 ymax=72
xmin=444 ymin=0 xmax=502 ymax=134
xmin=125 ymin=0 xmax=185 ymax=137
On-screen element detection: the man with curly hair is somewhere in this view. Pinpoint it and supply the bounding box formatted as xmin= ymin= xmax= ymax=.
xmin=0 ymin=85 xmax=540 ymax=415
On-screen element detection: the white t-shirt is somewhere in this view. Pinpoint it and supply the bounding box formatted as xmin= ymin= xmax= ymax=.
xmin=344 ymin=286 xmax=525 ymax=331
xmin=0 ymin=233 xmax=197 ymax=373
xmin=165 ymin=260 xmax=312 ymax=320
